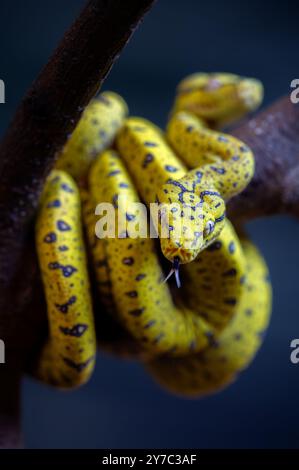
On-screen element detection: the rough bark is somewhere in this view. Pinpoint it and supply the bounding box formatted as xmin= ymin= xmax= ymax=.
xmin=228 ymin=96 xmax=299 ymax=221
xmin=0 ymin=0 xmax=156 ymax=449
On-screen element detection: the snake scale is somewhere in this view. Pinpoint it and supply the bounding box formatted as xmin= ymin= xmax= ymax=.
xmin=33 ymin=74 xmax=272 ymax=396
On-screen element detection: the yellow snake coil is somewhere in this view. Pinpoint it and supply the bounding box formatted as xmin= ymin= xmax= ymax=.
xmin=33 ymin=75 xmax=271 ymax=397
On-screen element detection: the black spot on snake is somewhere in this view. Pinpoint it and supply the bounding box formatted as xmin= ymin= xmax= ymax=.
xmin=44 ymin=232 xmax=57 ymax=243
xmin=108 ymin=170 xmax=121 ymax=177
xmin=126 ymin=213 xmax=136 ymax=221
xmin=112 ymin=194 xmax=118 ymax=208
xmin=62 ymin=355 xmax=95 ymax=372
xmin=50 ymin=176 xmax=60 ymax=184
xmin=144 ymin=320 xmax=156 ymax=329
xmin=62 ymin=265 xmax=77 ymax=277
xmin=234 ymin=333 xmax=243 ymax=341
xmin=59 ymin=323 xmax=88 ymax=337
xmin=222 ymin=268 xmax=237 ymax=277
xmin=205 ymin=331 xmax=218 ymax=347
xmin=144 ymin=141 xmax=158 ymax=147
xmin=218 ymin=135 xmax=229 ymax=142
xmin=125 ymin=291 xmax=138 ymax=298
xmin=48 ymin=262 xmax=60 ymax=270
xmin=165 ymin=165 xmax=178 ymax=173
xmin=207 ymin=241 xmax=222 ymax=251
xmin=61 ymin=183 xmax=74 ymax=193
xmin=47 ymin=199 xmax=61 ymax=208
xmin=48 ymin=262 xmax=77 ymax=277
xmin=122 ymin=257 xmax=134 ymax=266
xmin=200 ymin=190 xmax=221 ymax=200
xmin=129 ymin=308 xmax=145 ymax=317
xmin=57 ymin=220 xmax=71 ymax=231
xmin=58 ymin=245 xmax=69 ymax=252
xmin=228 ymin=241 xmax=236 ymax=253
xmin=142 ymin=153 xmax=154 ymax=168
xmin=211 ymin=166 xmax=226 ymax=174
xmin=55 ymin=295 xmax=77 ymax=314
xmin=224 ymin=297 xmax=237 ymax=306
xmin=215 ymin=213 xmax=225 ymax=223
xmin=195 ymin=170 xmax=203 ymax=181
xmin=99 ymin=130 xmax=107 ymax=139
xmin=153 ymin=333 xmax=165 ymax=344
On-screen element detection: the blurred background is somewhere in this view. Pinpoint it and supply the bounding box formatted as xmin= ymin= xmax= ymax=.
xmin=0 ymin=0 xmax=299 ymax=448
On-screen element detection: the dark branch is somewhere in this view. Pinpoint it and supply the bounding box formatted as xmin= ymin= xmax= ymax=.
xmin=0 ymin=0 xmax=156 ymax=327
xmin=228 ymin=96 xmax=299 ymax=221
xmin=0 ymin=0 xmax=156 ymax=448
xmin=0 ymin=0 xmax=157 ymax=357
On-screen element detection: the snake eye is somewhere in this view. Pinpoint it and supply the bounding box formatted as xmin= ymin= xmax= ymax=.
xmin=203 ymin=220 xmax=215 ymax=237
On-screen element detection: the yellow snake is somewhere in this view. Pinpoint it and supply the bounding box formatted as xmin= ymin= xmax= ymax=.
xmin=33 ymin=74 xmax=272 ymax=396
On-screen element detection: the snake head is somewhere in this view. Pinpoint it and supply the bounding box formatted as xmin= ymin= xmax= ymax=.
xmin=172 ymin=73 xmax=263 ymax=128
xmin=237 ymin=78 xmax=264 ymax=113
xmin=156 ymin=180 xmax=226 ymax=267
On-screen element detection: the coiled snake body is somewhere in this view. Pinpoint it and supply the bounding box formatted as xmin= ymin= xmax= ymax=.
xmin=33 ymin=74 xmax=272 ymax=396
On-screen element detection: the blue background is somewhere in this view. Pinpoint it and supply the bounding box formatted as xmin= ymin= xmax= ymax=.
xmin=0 ymin=0 xmax=298 ymax=448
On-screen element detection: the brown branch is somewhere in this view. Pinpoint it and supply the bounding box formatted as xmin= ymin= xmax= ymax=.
xmin=0 ymin=0 xmax=156 ymax=448
xmin=228 ymin=96 xmax=299 ymax=221
xmin=0 ymin=0 xmax=156 ymax=330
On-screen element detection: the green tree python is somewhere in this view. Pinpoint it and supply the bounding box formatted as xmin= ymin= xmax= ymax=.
xmin=33 ymin=75 xmax=272 ymax=396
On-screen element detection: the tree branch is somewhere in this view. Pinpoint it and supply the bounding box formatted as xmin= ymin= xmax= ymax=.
xmin=228 ymin=96 xmax=299 ymax=221
xmin=0 ymin=0 xmax=156 ymax=448
xmin=0 ymin=0 xmax=156 ymax=327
